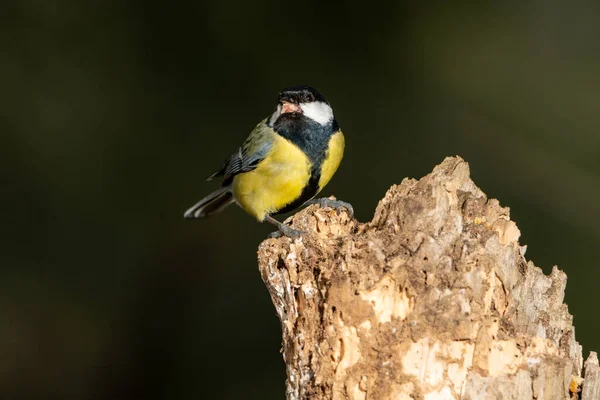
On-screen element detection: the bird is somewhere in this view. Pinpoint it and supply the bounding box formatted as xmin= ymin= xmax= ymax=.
xmin=183 ymin=85 xmax=352 ymax=237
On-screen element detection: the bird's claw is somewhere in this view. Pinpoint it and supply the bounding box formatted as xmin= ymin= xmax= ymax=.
xmin=306 ymin=198 xmax=354 ymax=218
xmin=269 ymin=225 xmax=304 ymax=239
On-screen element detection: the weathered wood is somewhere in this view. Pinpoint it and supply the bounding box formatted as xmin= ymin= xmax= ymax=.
xmin=582 ymin=352 xmax=600 ymax=400
xmin=258 ymin=156 xmax=596 ymax=400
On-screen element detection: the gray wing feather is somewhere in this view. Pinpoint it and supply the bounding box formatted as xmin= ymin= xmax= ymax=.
xmin=206 ymin=120 xmax=273 ymax=183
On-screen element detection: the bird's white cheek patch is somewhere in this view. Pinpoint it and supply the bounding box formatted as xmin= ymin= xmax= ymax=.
xmin=300 ymin=101 xmax=333 ymax=126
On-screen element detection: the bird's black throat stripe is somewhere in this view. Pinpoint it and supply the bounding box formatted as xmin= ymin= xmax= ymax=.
xmin=272 ymin=114 xmax=339 ymax=215
xmin=274 ymin=164 xmax=321 ymax=215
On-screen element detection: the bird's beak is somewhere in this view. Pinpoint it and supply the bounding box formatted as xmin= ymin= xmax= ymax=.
xmin=281 ymin=100 xmax=301 ymax=114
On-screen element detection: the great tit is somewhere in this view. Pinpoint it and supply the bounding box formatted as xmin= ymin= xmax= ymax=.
xmin=183 ymin=85 xmax=352 ymax=237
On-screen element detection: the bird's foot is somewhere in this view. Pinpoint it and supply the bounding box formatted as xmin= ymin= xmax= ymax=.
xmin=268 ymin=224 xmax=304 ymax=239
xmin=306 ymin=198 xmax=354 ymax=218
xmin=265 ymin=215 xmax=304 ymax=239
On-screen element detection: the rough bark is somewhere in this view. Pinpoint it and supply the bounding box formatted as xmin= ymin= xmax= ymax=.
xmin=258 ymin=156 xmax=598 ymax=400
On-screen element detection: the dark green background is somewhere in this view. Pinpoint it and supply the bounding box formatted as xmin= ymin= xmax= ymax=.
xmin=3 ymin=2 xmax=599 ymax=398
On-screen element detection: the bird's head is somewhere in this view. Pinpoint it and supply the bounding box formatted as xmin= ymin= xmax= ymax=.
xmin=269 ymin=85 xmax=334 ymax=127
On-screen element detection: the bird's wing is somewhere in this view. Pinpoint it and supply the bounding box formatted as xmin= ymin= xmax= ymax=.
xmin=207 ymin=119 xmax=273 ymax=184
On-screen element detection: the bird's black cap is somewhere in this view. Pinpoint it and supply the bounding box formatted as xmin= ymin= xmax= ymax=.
xmin=279 ymin=85 xmax=328 ymax=104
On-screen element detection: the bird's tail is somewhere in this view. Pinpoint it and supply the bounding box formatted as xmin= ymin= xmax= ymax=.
xmin=183 ymin=185 xmax=235 ymax=219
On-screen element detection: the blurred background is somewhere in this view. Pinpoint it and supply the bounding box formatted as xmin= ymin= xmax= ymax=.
xmin=3 ymin=1 xmax=600 ymax=398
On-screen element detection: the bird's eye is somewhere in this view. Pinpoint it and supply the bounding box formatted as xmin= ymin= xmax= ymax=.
xmin=304 ymin=93 xmax=314 ymax=102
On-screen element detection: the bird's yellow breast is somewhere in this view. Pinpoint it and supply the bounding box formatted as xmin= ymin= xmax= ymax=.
xmin=232 ymin=134 xmax=311 ymax=221
xmin=318 ymin=131 xmax=345 ymax=191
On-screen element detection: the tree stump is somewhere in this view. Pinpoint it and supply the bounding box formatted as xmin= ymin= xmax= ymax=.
xmin=257 ymin=156 xmax=598 ymax=400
